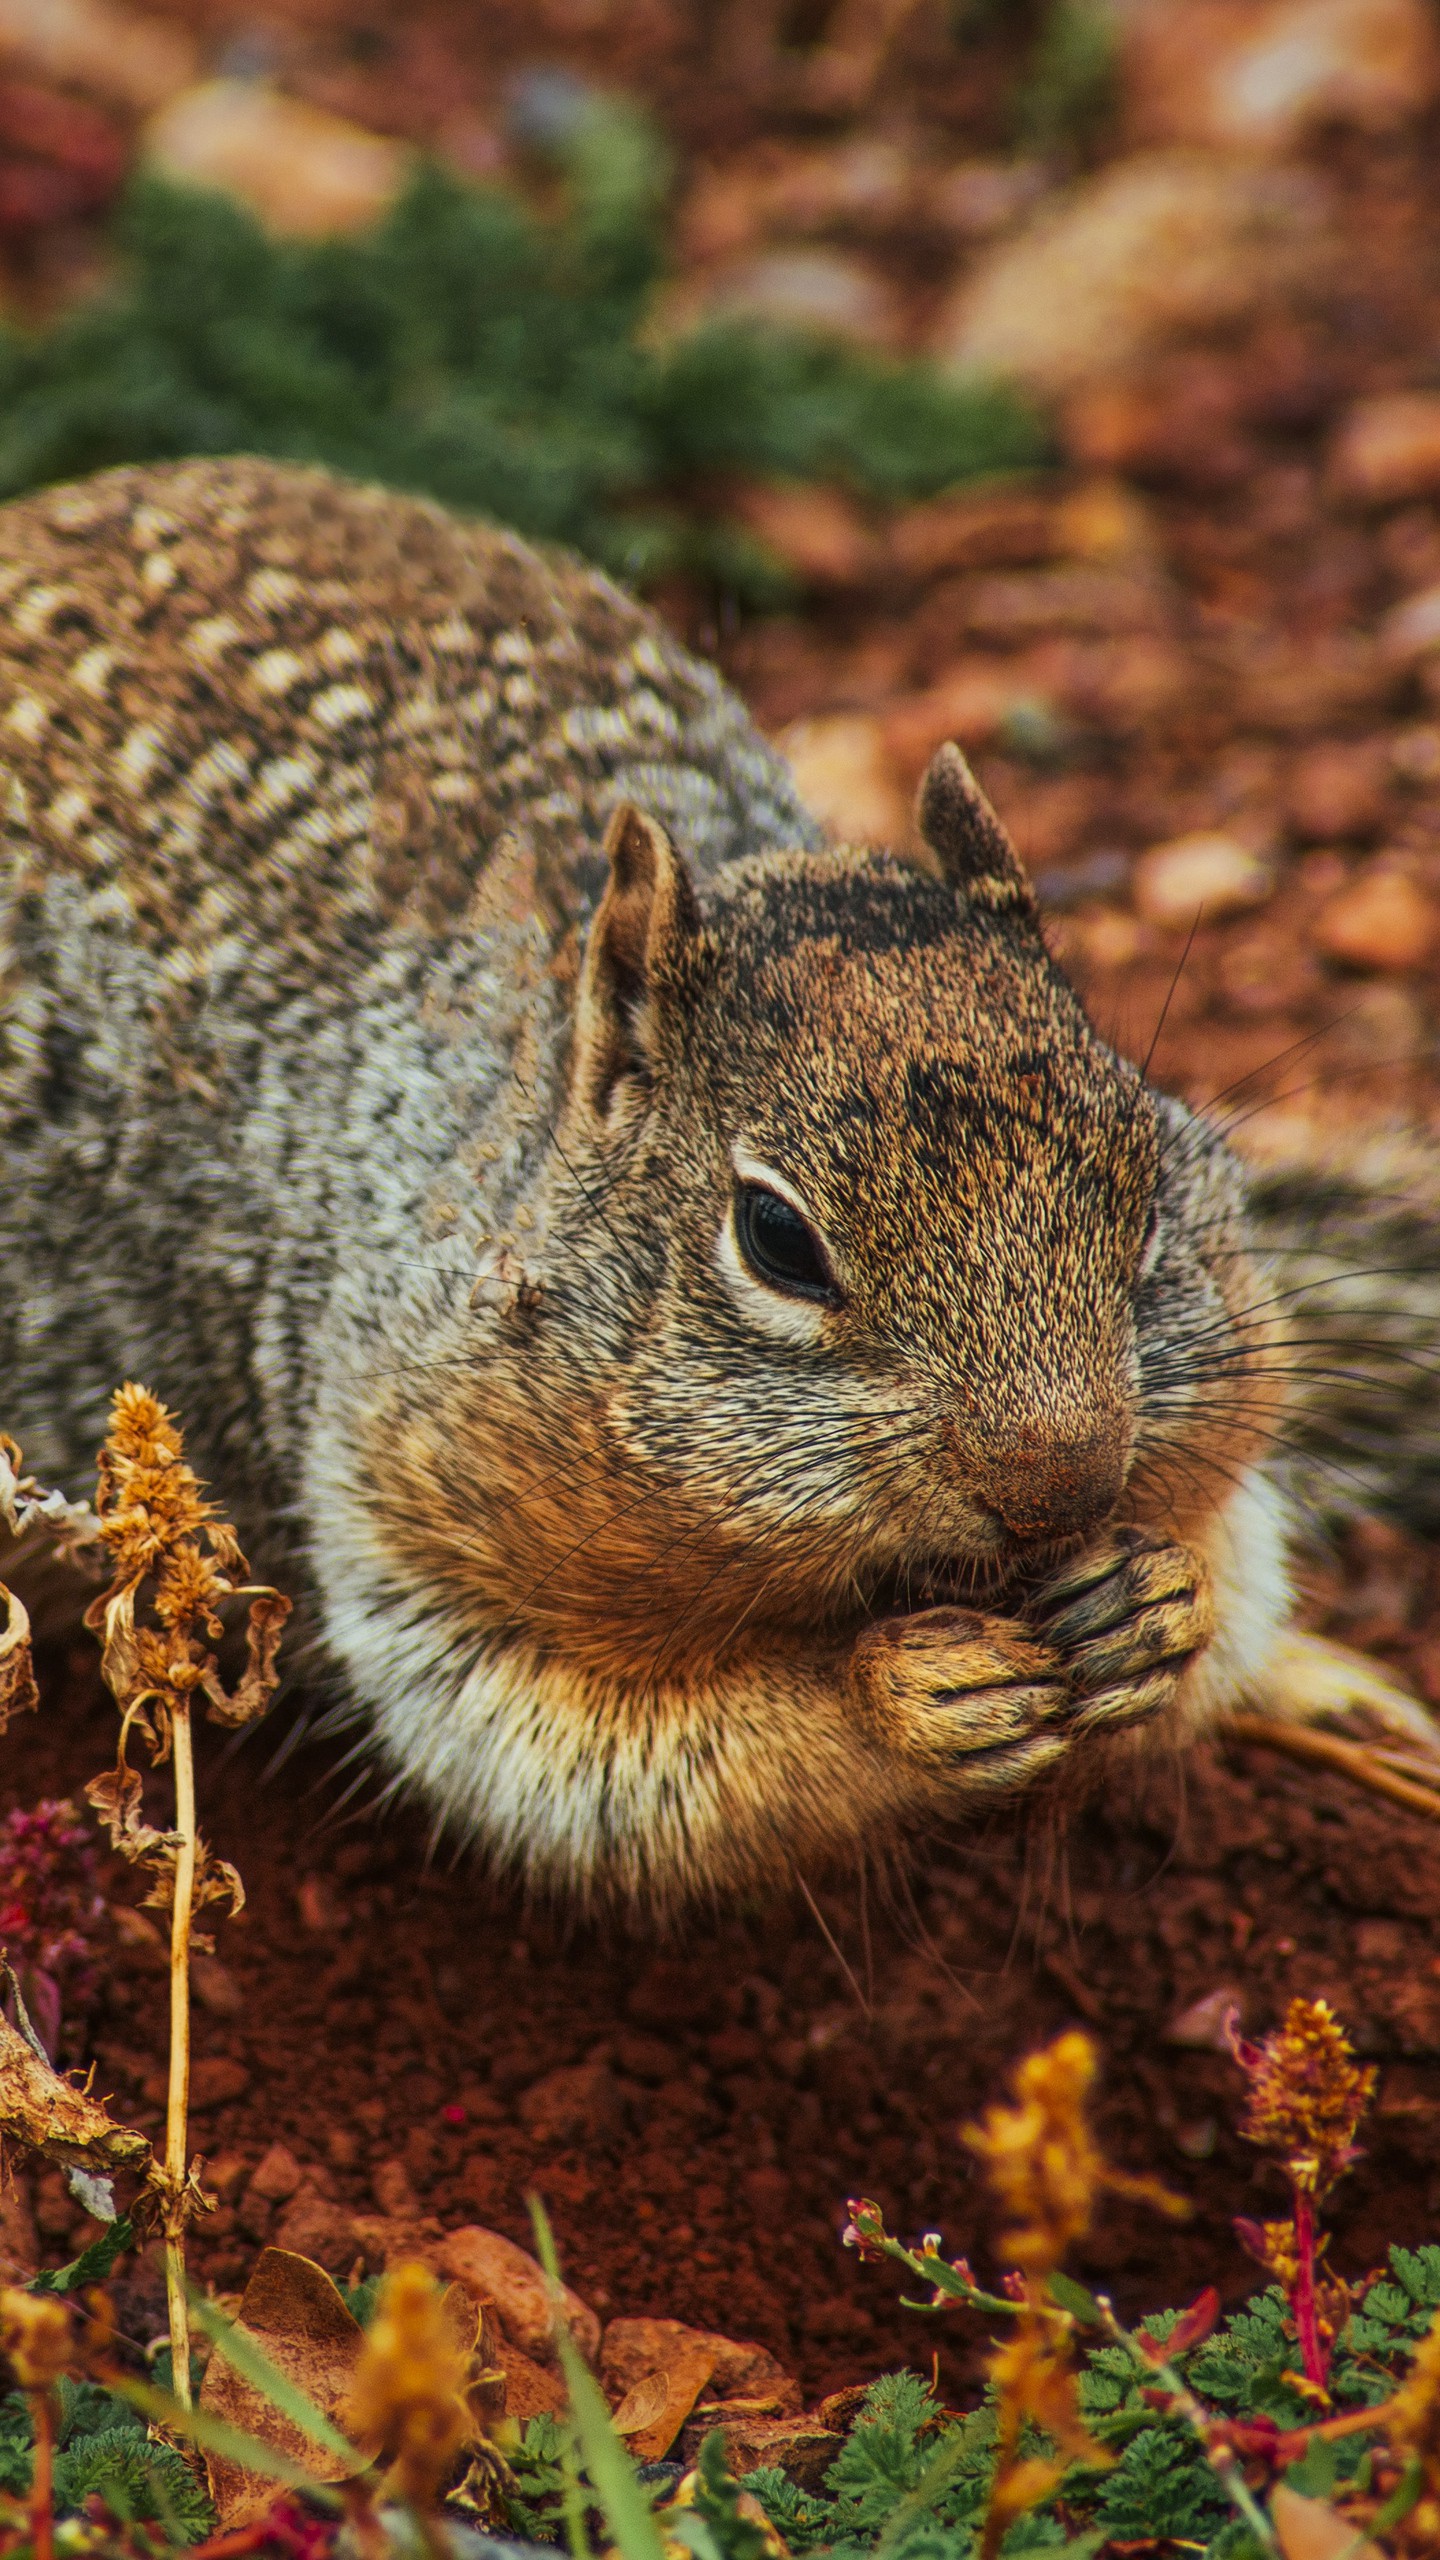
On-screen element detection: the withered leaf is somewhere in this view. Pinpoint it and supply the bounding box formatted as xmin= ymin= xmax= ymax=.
xmin=199 ymin=2248 xmax=376 ymax=2530
xmin=86 ymin=1757 xmax=181 ymax=1873
xmin=611 ymin=2344 xmax=719 ymax=2462
xmin=0 ymin=1582 xmax=38 ymax=1732
xmin=85 ymin=1758 xmax=245 ymax=1921
xmin=0 ymin=1435 xmax=100 ymax=1551
xmin=201 ymin=1586 xmax=292 ymax=1729
xmin=1271 ymin=2483 xmax=1382 ymax=2560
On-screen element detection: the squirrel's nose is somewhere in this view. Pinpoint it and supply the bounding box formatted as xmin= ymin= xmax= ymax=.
xmin=972 ymin=1425 xmax=1128 ymax=1548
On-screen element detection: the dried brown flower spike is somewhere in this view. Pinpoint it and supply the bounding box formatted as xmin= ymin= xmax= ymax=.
xmin=82 ymin=1385 xmax=291 ymax=2409
xmin=346 ymin=2263 xmax=475 ymax=2514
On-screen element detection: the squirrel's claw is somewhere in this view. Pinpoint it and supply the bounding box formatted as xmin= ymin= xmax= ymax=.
xmin=1027 ymin=1532 xmax=1216 ymax=1737
xmin=848 ymin=1604 xmax=1071 ymax=1790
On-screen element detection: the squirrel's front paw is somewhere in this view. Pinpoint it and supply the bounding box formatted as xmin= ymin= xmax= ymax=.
xmin=1027 ymin=1530 xmax=1215 ymax=1737
xmin=849 ymin=1606 xmax=1069 ymax=1793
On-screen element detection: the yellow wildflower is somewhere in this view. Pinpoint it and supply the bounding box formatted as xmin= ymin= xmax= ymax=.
xmin=347 ymin=2263 xmax=474 ymax=2511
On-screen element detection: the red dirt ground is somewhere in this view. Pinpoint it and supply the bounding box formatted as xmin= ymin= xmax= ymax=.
xmin=6 ymin=0 xmax=1440 ymax=2419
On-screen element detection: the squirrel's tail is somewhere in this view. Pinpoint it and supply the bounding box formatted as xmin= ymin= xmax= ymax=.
xmin=1244 ymin=1131 xmax=1440 ymax=1534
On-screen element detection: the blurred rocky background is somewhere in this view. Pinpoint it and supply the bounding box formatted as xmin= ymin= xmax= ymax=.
xmin=0 ymin=0 xmax=1437 ymax=1128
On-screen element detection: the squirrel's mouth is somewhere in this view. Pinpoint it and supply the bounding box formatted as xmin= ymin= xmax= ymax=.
xmin=868 ymin=1537 xmax=1083 ymax=1623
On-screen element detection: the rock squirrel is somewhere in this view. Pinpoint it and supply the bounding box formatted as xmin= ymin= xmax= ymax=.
xmin=0 ymin=456 xmax=1432 ymax=1904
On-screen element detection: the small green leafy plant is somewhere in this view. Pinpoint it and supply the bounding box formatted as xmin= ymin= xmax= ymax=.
xmin=0 ymin=94 xmax=1044 ymax=598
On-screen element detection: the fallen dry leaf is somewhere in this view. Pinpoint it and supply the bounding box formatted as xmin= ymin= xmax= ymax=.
xmin=612 ymin=2343 xmax=719 ymax=2461
xmin=600 ymin=2314 xmax=792 ymax=2403
xmin=198 ymin=2247 xmax=375 ymax=2528
xmin=1271 ymin=2483 xmax=1383 ymax=2560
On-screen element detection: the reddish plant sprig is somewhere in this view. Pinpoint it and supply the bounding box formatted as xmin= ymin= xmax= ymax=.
xmin=0 ymin=1798 xmax=104 ymax=2058
xmin=1229 ymin=1997 xmax=1375 ymax=2394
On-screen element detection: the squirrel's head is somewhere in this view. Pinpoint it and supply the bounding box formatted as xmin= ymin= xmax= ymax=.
xmin=543 ymin=746 xmax=1264 ymax=1661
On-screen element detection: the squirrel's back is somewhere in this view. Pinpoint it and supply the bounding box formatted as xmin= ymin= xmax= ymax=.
xmin=0 ymin=457 xmax=817 ymax=1547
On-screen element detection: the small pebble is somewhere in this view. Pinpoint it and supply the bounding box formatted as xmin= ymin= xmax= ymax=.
xmin=1132 ymin=831 xmax=1274 ymax=926
xmin=1313 ymin=863 xmax=1439 ymax=971
xmin=778 ymin=712 xmax=910 ymax=847
xmin=1331 ymin=390 xmax=1440 ymax=506
xmin=1380 ymin=580 xmax=1440 ymax=664
xmin=1286 ymin=737 xmax=1387 ymax=841
xmin=1033 ymin=847 xmax=1132 ymax=908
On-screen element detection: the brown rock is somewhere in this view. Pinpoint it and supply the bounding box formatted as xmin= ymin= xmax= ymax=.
xmin=205 ymin=2152 xmax=249 ymax=2201
xmin=659 ymin=247 xmax=900 ymax=349
xmin=498 ymin=2341 xmax=567 ymax=2423
xmin=1215 ymin=927 xmax=1322 ymax=1016
xmin=696 ymin=2414 xmax=842 ymax=2488
xmin=1132 ymin=832 xmax=1275 ymax=925
xmin=1314 ymin=863 xmax=1440 ymax=971
xmin=273 ymin=2187 xmax=364 ymax=2275
xmin=1332 ymin=392 xmax=1440 ymax=506
xmin=601 ymin=2315 xmax=792 ymax=2404
xmin=371 ymin=2157 xmax=419 ymax=2219
xmin=879 ymin=667 xmax=1023 ymax=783
xmin=1286 ymin=739 xmax=1388 ymax=840
xmin=296 ymin=1874 xmax=344 ymax=1932
xmin=934 ymin=154 xmax=1329 ymax=401
xmin=1055 ymin=478 xmax=1157 ymax=563
xmin=517 ymin=2061 xmax=626 ymax=2147
xmin=0 ymin=0 xmax=196 ymax=111
xmin=438 ymin=2224 xmax=601 ymax=2366
xmin=776 ymin=714 xmax=910 ymax=848
xmin=612 ymin=2029 xmax=672 ymax=2082
xmin=888 ymin=486 xmax=1057 ymax=580
xmin=346 ymin=2210 xmax=445 ymax=2271
xmin=189 ymin=2056 xmax=250 ymax=2110
xmin=1324 ymin=977 xmax=1428 ymax=1067
xmin=247 ymin=2141 xmax=303 ymax=2204
xmin=730 ymin=483 xmax=875 ymax=589
xmin=740 ymin=2165 xmax=790 ymax=2227
xmin=1380 ymin=581 xmax=1440 ymax=667
xmin=190 ymin=1954 xmax=244 ymax=2019
xmin=112 ymin=1906 xmax=166 ymax=1964
xmin=144 ymin=79 xmax=407 ymax=240
xmin=1123 ymin=0 xmax=1439 ymax=155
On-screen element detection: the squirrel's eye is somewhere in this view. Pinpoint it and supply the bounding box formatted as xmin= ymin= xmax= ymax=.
xmin=734 ymin=1184 xmax=836 ymax=1302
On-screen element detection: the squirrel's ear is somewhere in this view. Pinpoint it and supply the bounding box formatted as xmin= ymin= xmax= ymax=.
xmin=571 ymin=803 xmax=701 ymax=1121
xmin=918 ymin=743 xmax=1035 ymax=916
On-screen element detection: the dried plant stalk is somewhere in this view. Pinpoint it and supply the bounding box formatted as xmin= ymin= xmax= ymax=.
xmin=1224 ymin=1711 xmax=1440 ymax=1824
xmin=79 ymin=1386 xmax=290 ymax=2408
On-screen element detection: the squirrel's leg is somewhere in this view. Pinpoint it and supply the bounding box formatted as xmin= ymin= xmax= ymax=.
xmin=846 ymin=1607 xmax=1073 ymax=1796
xmin=1245 ymin=1628 xmax=1440 ymax=1758
xmin=1023 ymin=1531 xmax=1216 ymax=1736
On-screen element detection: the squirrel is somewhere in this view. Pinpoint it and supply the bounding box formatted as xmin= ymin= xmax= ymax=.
xmin=0 ymin=454 xmax=1433 ymax=1906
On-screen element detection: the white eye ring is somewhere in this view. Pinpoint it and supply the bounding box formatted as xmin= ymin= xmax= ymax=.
xmin=1138 ymin=1202 xmax=1163 ymax=1282
xmin=715 ymin=1149 xmax=836 ymax=1347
